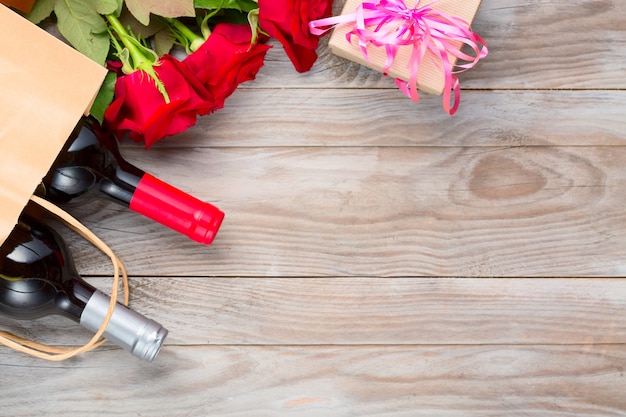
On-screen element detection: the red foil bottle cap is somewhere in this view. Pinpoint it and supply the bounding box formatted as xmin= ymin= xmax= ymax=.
xmin=129 ymin=173 xmax=224 ymax=245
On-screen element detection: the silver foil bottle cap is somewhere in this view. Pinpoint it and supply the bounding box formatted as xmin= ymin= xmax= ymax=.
xmin=80 ymin=290 xmax=168 ymax=361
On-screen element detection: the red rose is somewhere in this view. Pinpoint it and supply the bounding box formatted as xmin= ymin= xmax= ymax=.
xmin=103 ymin=23 xmax=270 ymax=148
xmin=183 ymin=23 xmax=271 ymax=111
xmin=258 ymin=0 xmax=333 ymax=72
xmin=104 ymin=55 xmax=214 ymax=148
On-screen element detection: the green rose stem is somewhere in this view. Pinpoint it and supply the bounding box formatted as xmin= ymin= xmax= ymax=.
xmin=105 ymin=14 xmax=170 ymax=103
xmin=163 ymin=17 xmax=208 ymax=53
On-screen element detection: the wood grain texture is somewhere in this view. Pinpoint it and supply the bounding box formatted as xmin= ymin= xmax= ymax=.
xmin=2 ymin=278 xmax=625 ymax=346
xmin=2 ymin=0 xmax=626 ymax=415
xmin=249 ymin=0 xmax=626 ymax=90
xmin=135 ymin=90 xmax=626 ymax=148
xmin=55 ymin=146 xmax=626 ymax=277
xmin=2 ymin=345 xmax=625 ymax=417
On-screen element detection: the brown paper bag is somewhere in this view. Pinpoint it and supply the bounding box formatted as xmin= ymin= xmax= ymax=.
xmin=0 ymin=4 xmax=107 ymax=246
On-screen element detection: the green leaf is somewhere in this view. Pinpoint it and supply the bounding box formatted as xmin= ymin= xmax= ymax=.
xmin=54 ymin=0 xmax=110 ymax=65
xmin=119 ymin=6 xmax=168 ymax=39
xmin=94 ymin=0 xmax=119 ymax=15
xmin=153 ymin=29 xmax=176 ymax=57
xmin=25 ymin=0 xmax=57 ymax=24
xmin=217 ymin=8 xmax=252 ymax=24
xmin=195 ymin=0 xmax=257 ymax=12
xmin=124 ymin=0 xmax=195 ymax=26
xmin=89 ymin=70 xmax=117 ymax=124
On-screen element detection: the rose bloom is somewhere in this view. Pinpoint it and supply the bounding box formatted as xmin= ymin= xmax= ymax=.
xmin=104 ymin=23 xmax=270 ymax=148
xmin=104 ymin=55 xmax=214 ymax=148
xmin=183 ymin=23 xmax=272 ymax=111
xmin=258 ymin=0 xmax=333 ymax=72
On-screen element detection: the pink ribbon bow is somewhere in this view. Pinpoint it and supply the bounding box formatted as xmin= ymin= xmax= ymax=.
xmin=310 ymin=0 xmax=488 ymax=114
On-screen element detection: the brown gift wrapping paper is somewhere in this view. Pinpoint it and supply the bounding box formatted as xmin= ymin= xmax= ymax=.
xmin=328 ymin=0 xmax=483 ymax=95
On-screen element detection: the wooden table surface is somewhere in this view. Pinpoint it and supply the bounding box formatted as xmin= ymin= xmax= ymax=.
xmin=3 ymin=1 xmax=626 ymax=415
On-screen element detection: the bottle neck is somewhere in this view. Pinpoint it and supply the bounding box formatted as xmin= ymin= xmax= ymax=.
xmin=42 ymin=122 xmax=145 ymax=207
xmin=80 ymin=290 xmax=168 ymax=362
xmin=0 ymin=215 xmax=168 ymax=361
xmin=99 ymin=167 xmax=142 ymax=206
xmin=0 ymin=276 xmax=92 ymax=322
xmin=94 ymin=126 xmax=145 ymax=206
xmin=43 ymin=120 xmax=225 ymax=245
xmin=57 ymin=277 xmax=96 ymax=322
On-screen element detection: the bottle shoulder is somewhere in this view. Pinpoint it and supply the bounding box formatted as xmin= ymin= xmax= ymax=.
xmin=0 ymin=219 xmax=88 ymax=321
xmin=41 ymin=123 xmax=143 ymax=206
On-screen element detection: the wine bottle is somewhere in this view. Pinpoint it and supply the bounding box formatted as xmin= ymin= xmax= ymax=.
xmin=0 ymin=214 xmax=168 ymax=361
xmin=39 ymin=120 xmax=224 ymax=245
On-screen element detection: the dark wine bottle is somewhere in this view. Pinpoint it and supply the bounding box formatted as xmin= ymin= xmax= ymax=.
xmin=0 ymin=214 xmax=168 ymax=361
xmin=39 ymin=120 xmax=224 ymax=245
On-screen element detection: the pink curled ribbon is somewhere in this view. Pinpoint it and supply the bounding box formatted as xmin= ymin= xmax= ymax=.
xmin=310 ymin=0 xmax=488 ymax=114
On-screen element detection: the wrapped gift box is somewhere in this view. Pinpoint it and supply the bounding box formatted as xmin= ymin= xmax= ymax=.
xmin=328 ymin=0 xmax=484 ymax=96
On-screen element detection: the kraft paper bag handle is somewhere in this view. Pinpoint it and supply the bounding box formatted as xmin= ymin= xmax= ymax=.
xmin=0 ymin=196 xmax=129 ymax=361
xmin=0 ymin=4 xmax=107 ymax=247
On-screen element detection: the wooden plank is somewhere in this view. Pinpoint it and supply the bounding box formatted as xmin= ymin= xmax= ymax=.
xmin=57 ymin=146 xmax=626 ymax=277
xmin=3 ymin=1 xmax=624 ymax=415
xmin=2 ymin=278 xmax=626 ymax=346
xmin=1 ymin=345 xmax=625 ymax=416
xmin=146 ymin=89 xmax=626 ymax=148
xmin=250 ymin=0 xmax=626 ymax=90
xmin=460 ymin=0 xmax=626 ymax=89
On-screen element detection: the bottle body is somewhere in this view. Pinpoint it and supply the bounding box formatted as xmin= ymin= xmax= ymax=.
xmin=0 ymin=215 xmax=167 ymax=361
xmin=40 ymin=121 xmax=224 ymax=245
